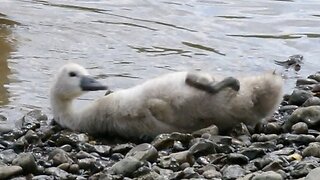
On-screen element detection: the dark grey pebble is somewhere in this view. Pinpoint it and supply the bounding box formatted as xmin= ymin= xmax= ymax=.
xmin=291 ymin=122 xmax=308 ymax=134
xmin=12 ymin=152 xmax=37 ymax=174
xmin=126 ymin=143 xmax=158 ymax=162
xmin=305 ymin=167 xmax=320 ymax=180
xmin=251 ymin=171 xmax=283 ymax=180
xmin=111 ymin=156 xmax=143 ymax=176
xmin=302 ymin=97 xmax=320 ymax=107
xmin=288 ymin=90 xmax=313 ymax=106
xmin=227 ymin=153 xmax=249 ymax=165
xmin=189 ymin=138 xmax=216 ymax=156
xmin=192 ymin=124 xmax=219 ymax=137
xmin=112 ymin=143 xmax=134 ymax=154
xmin=283 ymin=106 xmax=320 ymax=130
xmin=222 ymin=164 xmax=245 ymax=180
xmin=302 ymin=142 xmax=320 ymax=158
xmin=0 ymin=166 xmax=23 ymax=179
xmin=296 ymin=78 xmax=319 ymax=86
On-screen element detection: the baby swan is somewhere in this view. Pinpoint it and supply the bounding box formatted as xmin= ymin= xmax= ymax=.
xmin=50 ymin=63 xmax=283 ymax=139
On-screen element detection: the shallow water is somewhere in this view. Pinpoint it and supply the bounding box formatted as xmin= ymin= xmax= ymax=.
xmin=0 ymin=0 xmax=320 ymax=122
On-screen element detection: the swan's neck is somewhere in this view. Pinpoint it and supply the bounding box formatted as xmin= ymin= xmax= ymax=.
xmin=51 ymin=94 xmax=79 ymax=129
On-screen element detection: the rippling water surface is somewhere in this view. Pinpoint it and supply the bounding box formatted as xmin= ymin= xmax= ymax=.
xmin=0 ymin=0 xmax=320 ymax=122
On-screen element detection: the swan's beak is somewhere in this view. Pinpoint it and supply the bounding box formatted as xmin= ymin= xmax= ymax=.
xmin=80 ymin=76 xmax=108 ymax=91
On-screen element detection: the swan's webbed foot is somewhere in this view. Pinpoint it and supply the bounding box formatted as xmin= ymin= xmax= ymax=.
xmin=186 ymin=73 xmax=240 ymax=94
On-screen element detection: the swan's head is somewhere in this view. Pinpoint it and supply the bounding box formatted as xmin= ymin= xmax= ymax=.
xmin=51 ymin=63 xmax=107 ymax=100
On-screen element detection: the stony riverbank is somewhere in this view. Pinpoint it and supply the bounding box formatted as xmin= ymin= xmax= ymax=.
xmin=1 ymin=72 xmax=320 ymax=180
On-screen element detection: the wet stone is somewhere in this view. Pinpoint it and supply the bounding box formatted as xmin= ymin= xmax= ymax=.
xmin=169 ymin=150 xmax=195 ymax=166
xmin=264 ymin=122 xmax=282 ymax=134
xmin=45 ymin=167 xmax=70 ymax=179
xmin=111 ymin=156 xmax=143 ymax=177
xmin=24 ymin=129 xmax=40 ymax=144
xmin=252 ymin=134 xmax=278 ymax=142
xmin=291 ymin=122 xmax=308 ymax=134
xmin=56 ymin=132 xmax=89 ymax=147
xmin=202 ymin=168 xmax=222 ymax=179
xmin=12 ymin=152 xmax=37 ymax=174
xmin=262 ymin=160 xmax=283 ymax=172
xmin=0 ymin=166 xmax=23 ymax=179
xmin=125 ymin=143 xmax=158 ymax=162
xmin=288 ymin=90 xmax=314 ymax=106
xmin=192 ymin=124 xmax=219 ymax=137
xmin=252 ymin=171 xmax=283 ymax=180
xmin=227 ymin=153 xmax=249 ymax=165
xmin=284 ymin=106 xmax=320 ymax=131
xmin=302 ymin=142 xmax=320 ymax=158
xmin=308 ymin=73 xmax=320 ymax=82
xmin=250 ymin=141 xmax=277 ymax=151
xmin=189 ymin=138 xmax=216 ymax=156
xmin=280 ymin=134 xmax=315 ymax=145
xmin=112 ymin=143 xmax=134 ymax=155
xmin=0 ymin=149 xmax=17 ymax=164
xmin=222 ymin=165 xmax=245 ymax=180
xmin=302 ymin=97 xmax=320 ymax=107
xmin=305 ymin=167 xmax=320 ymax=180
xmin=296 ymin=78 xmax=319 ymax=86
xmin=183 ymin=167 xmax=200 ymax=178
xmin=48 ymin=148 xmax=73 ymax=166
xmin=240 ymin=148 xmax=266 ymax=160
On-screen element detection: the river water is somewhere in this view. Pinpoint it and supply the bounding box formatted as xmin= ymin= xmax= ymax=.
xmin=0 ymin=0 xmax=320 ymax=122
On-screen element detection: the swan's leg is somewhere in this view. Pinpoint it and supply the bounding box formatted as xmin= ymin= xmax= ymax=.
xmin=186 ymin=73 xmax=240 ymax=94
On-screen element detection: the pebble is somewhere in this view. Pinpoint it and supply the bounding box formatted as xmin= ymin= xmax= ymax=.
xmin=288 ymin=90 xmax=314 ymax=106
xmin=284 ymin=106 xmax=320 ymax=130
xmin=305 ymin=167 xmax=320 ymax=180
xmin=302 ymin=142 xmax=320 ymax=158
xmin=125 ymin=143 xmax=158 ymax=162
xmin=12 ymin=153 xmax=38 ymax=174
xmin=302 ymin=97 xmax=320 ymax=107
xmin=252 ymin=171 xmax=283 ymax=180
xmin=111 ymin=156 xmax=143 ymax=176
xmin=291 ymin=122 xmax=309 ymax=134
xmin=222 ymin=165 xmax=246 ymax=179
xmin=0 ymin=166 xmax=23 ymax=179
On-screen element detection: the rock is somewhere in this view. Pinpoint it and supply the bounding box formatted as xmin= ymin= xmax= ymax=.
xmin=252 ymin=171 xmax=283 ymax=180
xmin=0 ymin=166 xmax=23 ymax=179
xmin=250 ymin=141 xmax=277 ymax=151
xmin=290 ymin=159 xmax=318 ymax=178
xmin=262 ymin=160 xmax=283 ymax=171
xmin=56 ymin=132 xmax=89 ymax=147
xmin=45 ymin=167 xmax=70 ymax=179
xmin=222 ymin=165 xmax=245 ymax=180
xmin=19 ymin=110 xmax=47 ymax=130
xmin=24 ymin=130 xmax=40 ymax=144
xmin=279 ymin=105 xmax=299 ymax=113
xmin=78 ymin=143 xmax=110 ymax=156
xmin=288 ymin=90 xmax=313 ymax=106
xmin=183 ymin=167 xmax=200 ymax=178
xmin=0 ymin=149 xmax=17 ymax=164
xmin=125 ymin=143 xmax=158 ymax=162
xmin=192 ymin=125 xmax=219 ymax=137
xmin=227 ymin=153 xmax=249 ymax=165
xmin=305 ymin=167 xmax=320 ymax=180
xmin=189 ymin=138 xmax=216 ymax=156
xmin=202 ymin=169 xmax=222 ymax=179
xmin=48 ymin=148 xmax=73 ymax=166
xmin=111 ymin=156 xmax=143 ymax=176
xmin=280 ymin=134 xmax=315 ymax=145
xmin=308 ymin=73 xmax=320 ymax=82
xmin=291 ymin=122 xmax=308 ymax=134
xmin=252 ymin=134 xmax=278 ymax=142
xmin=302 ymin=97 xmax=320 ymax=107
xmin=240 ymin=148 xmax=265 ymax=160
xmin=12 ymin=153 xmax=37 ymax=174
xmin=112 ymin=143 xmax=134 ymax=155
xmin=264 ymin=122 xmax=282 ymax=134
xmin=302 ymin=142 xmax=320 ymax=158
xmin=284 ymin=106 xmax=320 ymax=130
xmin=296 ymin=78 xmax=319 ymax=86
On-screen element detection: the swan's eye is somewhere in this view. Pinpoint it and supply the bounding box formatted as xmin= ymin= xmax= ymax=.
xmin=69 ymin=72 xmax=77 ymax=77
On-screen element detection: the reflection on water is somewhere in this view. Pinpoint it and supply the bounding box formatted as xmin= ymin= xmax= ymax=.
xmin=0 ymin=15 xmax=16 ymax=106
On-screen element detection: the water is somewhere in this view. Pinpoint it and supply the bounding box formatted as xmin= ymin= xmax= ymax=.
xmin=0 ymin=0 xmax=320 ymax=122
